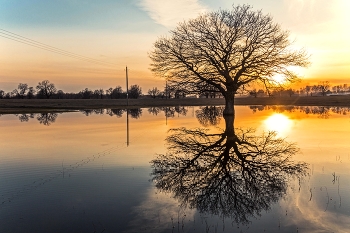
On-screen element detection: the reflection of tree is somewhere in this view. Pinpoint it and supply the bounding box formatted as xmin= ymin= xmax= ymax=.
xmin=195 ymin=106 xmax=224 ymax=126
xmin=151 ymin=115 xmax=307 ymax=224
xmin=106 ymin=109 xmax=125 ymax=117
xmin=36 ymin=113 xmax=58 ymax=126
xmin=80 ymin=109 xmax=94 ymax=116
xmin=17 ymin=113 xmax=35 ymax=122
xmin=93 ymin=109 xmax=104 ymax=115
xmin=331 ymin=106 xmax=350 ymax=115
xmin=248 ymin=105 xmax=350 ymax=118
xmin=128 ymin=109 xmax=142 ymax=119
xmin=174 ymin=106 xmax=188 ymax=116
xmin=148 ymin=107 xmax=161 ymax=116
xmin=80 ymin=109 xmax=105 ymax=116
xmin=147 ymin=107 xmax=188 ymax=117
xmin=249 ymin=105 xmax=265 ymax=113
xmin=302 ymin=106 xmax=330 ymax=119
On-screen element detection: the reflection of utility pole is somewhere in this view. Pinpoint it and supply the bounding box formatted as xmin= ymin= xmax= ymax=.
xmin=165 ymin=80 xmax=167 ymax=100
xmin=126 ymin=66 xmax=129 ymax=106
xmin=165 ymin=107 xmax=168 ymax=126
xmin=126 ymin=109 xmax=129 ymax=147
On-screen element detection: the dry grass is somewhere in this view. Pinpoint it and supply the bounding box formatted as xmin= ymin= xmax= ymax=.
xmin=1 ymin=95 xmax=350 ymax=114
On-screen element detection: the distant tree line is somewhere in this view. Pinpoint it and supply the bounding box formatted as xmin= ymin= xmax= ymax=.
xmin=0 ymin=80 xmax=143 ymax=99
xmin=2 ymin=80 xmax=349 ymax=100
xmin=147 ymin=84 xmax=223 ymax=99
xmin=0 ymin=79 xmax=225 ymax=100
xmin=247 ymin=81 xmax=350 ymax=98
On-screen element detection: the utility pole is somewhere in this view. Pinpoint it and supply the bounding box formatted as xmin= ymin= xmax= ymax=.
xmin=126 ymin=109 xmax=129 ymax=146
xmin=126 ymin=66 xmax=130 ymax=146
xmin=126 ymin=66 xmax=129 ymax=106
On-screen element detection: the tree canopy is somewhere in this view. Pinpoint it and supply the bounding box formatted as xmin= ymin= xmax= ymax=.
xmin=150 ymin=4 xmax=309 ymax=114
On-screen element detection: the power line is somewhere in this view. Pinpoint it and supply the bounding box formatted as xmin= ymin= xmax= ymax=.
xmin=0 ymin=28 xmax=117 ymax=67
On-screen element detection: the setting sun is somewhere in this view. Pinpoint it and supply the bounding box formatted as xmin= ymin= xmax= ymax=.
xmin=264 ymin=113 xmax=293 ymax=135
xmin=271 ymin=74 xmax=286 ymax=84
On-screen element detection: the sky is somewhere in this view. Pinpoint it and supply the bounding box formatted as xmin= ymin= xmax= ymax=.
xmin=0 ymin=0 xmax=349 ymax=93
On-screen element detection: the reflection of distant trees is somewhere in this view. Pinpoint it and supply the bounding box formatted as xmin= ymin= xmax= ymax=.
xmin=79 ymin=109 xmax=94 ymax=116
xmin=331 ymin=106 xmax=350 ymax=115
xmin=249 ymin=105 xmax=266 ymax=113
xmin=80 ymin=108 xmax=143 ymax=119
xmin=14 ymin=113 xmax=58 ymax=125
xmin=148 ymin=107 xmax=161 ymax=116
xmin=10 ymin=106 xmax=192 ymax=125
xmin=151 ymin=115 xmax=307 ymax=224
xmin=80 ymin=109 xmax=105 ymax=116
xmin=80 ymin=109 xmax=92 ymax=116
xmin=174 ymin=106 xmax=187 ymax=116
xmin=195 ymin=106 xmax=224 ymax=126
xmin=81 ymin=108 xmax=143 ymax=119
xmin=301 ymin=106 xmax=330 ymax=119
xmin=106 ymin=109 xmax=125 ymax=117
xmin=92 ymin=109 xmax=104 ymax=115
xmin=147 ymin=106 xmax=188 ymax=117
xmin=16 ymin=113 xmax=35 ymax=122
xmin=128 ymin=109 xmax=142 ymax=119
xmin=249 ymin=105 xmax=350 ymax=118
xmin=37 ymin=113 xmax=58 ymax=126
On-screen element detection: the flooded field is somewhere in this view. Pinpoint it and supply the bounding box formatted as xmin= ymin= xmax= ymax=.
xmin=1 ymin=105 xmax=350 ymax=232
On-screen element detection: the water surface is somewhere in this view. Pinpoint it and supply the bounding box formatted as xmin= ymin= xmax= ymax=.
xmin=1 ymin=106 xmax=350 ymax=232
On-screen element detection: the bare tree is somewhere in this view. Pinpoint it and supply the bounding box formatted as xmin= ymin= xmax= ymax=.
xmin=80 ymin=88 xmax=93 ymax=99
xmin=305 ymin=85 xmax=311 ymax=96
xmin=249 ymin=89 xmax=258 ymax=98
xmin=14 ymin=83 xmax=29 ymax=99
xmin=286 ymin=88 xmax=294 ymax=97
xmin=36 ymin=80 xmax=57 ymax=99
xmin=311 ymin=85 xmax=319 ymax=96
xmin=318 ymin=81 xmax=330 ymax=96
xmin=106 ymin=88 xmax=113 ymax=99
xmin=56 ymin=90 xmax=64 ymax=99
xmin=128 ymin=85 xmax=142 ymax=99
xmin=150 ymin=5 xmax=309 ymax=115
xmin=148 ymin=87 xmax=161 ymax=98
xmin=93 ymin=89 xmax=104 ymax=99
xmin=27 ymin=87 xmax=36 ymax=99
xmin=111 ymin=86 xmax=124 ymax=99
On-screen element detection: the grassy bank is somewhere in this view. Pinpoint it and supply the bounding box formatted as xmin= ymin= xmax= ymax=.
xmin=1 ymin=95 xmax=350 ymax=114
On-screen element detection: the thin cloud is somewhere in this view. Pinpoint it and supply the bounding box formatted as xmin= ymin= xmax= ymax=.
xmin=137 ymin=0 xmax=208 ymax=27
xmin=124 ymin=188 xmax=196 ymax=233
xmin=284 ymin=0 xmax=338 ymax=24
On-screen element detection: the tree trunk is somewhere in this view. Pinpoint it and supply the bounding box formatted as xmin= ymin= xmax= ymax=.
xmin=223 ymin=93 xmax=235 ymax=115
xmin=224 ymin=114 xmax=235 ymax=136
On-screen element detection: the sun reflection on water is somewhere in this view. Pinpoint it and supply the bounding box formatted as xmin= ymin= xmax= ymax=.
xmin=264 ymin=113 xmax=293 ymax=135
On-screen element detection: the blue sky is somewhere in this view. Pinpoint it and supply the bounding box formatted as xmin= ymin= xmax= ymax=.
xmin=0 ymin=0 xmax=349 ymax=92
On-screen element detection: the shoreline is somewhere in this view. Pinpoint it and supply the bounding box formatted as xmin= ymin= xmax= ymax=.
xmin=1 ymin=95 xmax=350 ymax=114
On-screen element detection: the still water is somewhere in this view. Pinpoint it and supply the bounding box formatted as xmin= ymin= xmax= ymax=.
xmin=1 ymin=106 xmax=350 ymax=232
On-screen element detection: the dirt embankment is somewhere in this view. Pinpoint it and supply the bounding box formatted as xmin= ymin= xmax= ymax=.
xmin=0 ymin=95 xmax=350 ymax=114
